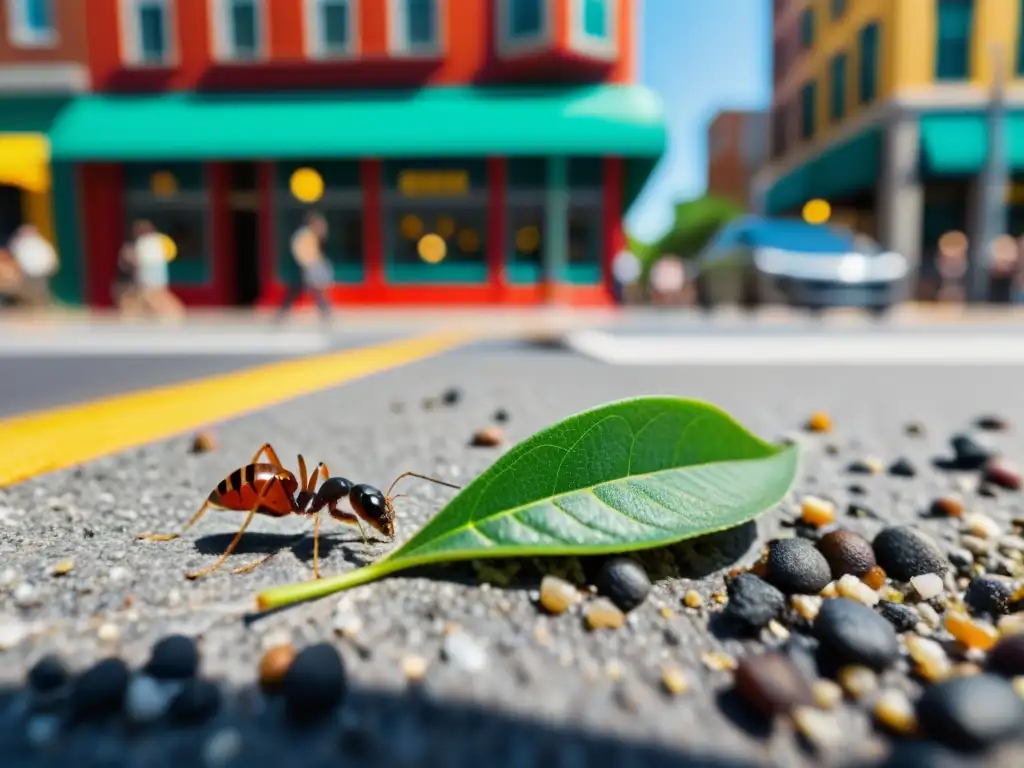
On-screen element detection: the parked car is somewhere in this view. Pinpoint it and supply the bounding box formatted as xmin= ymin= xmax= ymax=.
xmin=692 ymin=216 xmax=909 ymax=315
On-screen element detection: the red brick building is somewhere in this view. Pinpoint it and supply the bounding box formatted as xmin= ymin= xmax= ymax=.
xmin=35 ymin=0 xmax=666 ymax=307
xmin=706 ymin=109 xmax=767 ymax=209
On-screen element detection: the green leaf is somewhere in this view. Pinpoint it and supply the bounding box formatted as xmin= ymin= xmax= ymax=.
xmin=255 ymin=397 xmax=799 ymax=610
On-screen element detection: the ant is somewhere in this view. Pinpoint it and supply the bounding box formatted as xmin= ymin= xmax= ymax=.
xmin=136 ymin=442 xmax=460 ymax=581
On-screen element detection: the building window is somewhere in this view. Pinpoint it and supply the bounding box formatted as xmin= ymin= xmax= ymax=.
xmin=306 ymin=0 xmax=357 ymax=57
xmin=6 ymin=0 xmax=55 ymax=46
xmin=800 ymin=82 xmax=816 ymax=140
xmin=771 ymin=104 xmax=787 ymax=160
xmin=829 ymin=53 xmax=847 ymax=122
xmin=935 ymin=0 xmax=972 ymax=80
xmin=858 ymin=22 xmax=879 ymax=104
xmin=506 ymin=158 xmax=546 ymax=284
xmin=389 ymin=0 xmax=442 ymax=57
xmin=276 ymin=161 xmax=364 ymax=284
xmin=123 ymin=162 xmax=211 ymax=285
xmin=830 ymin=0 xmax=846 ymax=21
xmin=567 ymin=158 xmax=603 ymax=284
xmin=497 ymin=0 xmax=549 ymax=54
xmin=799 ymin=8 xmax=814 ymax=49
xmin=216 ymin=0 xmax=264 ymax=61
xmin=570 ymin=0 xmax=617 ymax=56
xmin=122 ymin=0 xmax=173 ymax=65
xmin=382 ymin=159 xmax=488 ymax=284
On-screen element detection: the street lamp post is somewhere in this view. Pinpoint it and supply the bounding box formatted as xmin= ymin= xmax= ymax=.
xmin=967 ymin=43 xmax=1009 ymax=303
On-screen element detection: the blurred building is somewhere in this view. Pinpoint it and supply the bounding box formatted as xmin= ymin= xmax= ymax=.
xmin=707 ymin=110 xmax=769 ymax=208
xmin=755 ymin=0 xmax=1024 ymax=282
xmin=0 ymin=0 xmax=665 ymax=307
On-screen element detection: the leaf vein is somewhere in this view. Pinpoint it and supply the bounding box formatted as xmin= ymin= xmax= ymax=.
xmin=550 ymin=497 xmax=621 ymax=539
xmin=551 ymin=415 xmax=631 ymax=495
xmin=626 ymin=412 xmax=669 ymax=475
xmin=585 ymin=488 xmax=678 ymax=532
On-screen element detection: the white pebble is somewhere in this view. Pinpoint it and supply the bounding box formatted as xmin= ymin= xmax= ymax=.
xmin=125 ymin=675 xmax=176 ymax=723
xmin=332 ymin=609 xmax=363 ymax=638
xmin=965 ymin=513 xmax=1002 ymax=540
xmin=12 ymin=583 xmax=40 ymax=608
xmin=0 ymin=614 xmax=29 ymax=650
xmin=837 ymin=574 xmax=879 ymax=606
xmin=910 ymin=573 xmax=944 ymax=601
xmin=203 ymin=727 xmax=243 ymax=768
xmin=25 ymin=714 xmax=60 ymax=746
xmin=0 ymin=568 xmax=18 ymax=589
xmin=916 ymin=603 xmax=941 ymax=628
xmin=441 ymin=631 xmax=487 ymax=673
xmin=108 ymin=566 xmax=132 ymax=583
xmin=97 ymin=623 xmax=121 ymax=642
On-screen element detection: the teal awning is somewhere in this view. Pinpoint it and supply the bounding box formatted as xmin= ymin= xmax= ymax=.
xmin=917 ymin=113 xmax=1024 ymax=174
xmin=48 ymin=85 xmax=667 ymax=161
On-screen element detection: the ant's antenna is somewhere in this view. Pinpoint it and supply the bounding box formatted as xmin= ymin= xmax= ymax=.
xmin=385 ymin=471 xmax=461 ymax=500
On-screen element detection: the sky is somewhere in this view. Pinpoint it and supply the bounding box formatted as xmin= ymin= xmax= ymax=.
xmin=625 ymin=0 xmax=772 ymax=243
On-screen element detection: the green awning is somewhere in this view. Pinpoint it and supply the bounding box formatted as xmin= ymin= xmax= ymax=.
xmin=48 ymin=85 xmax=667 ymax=161
xmin=920 ymin=113 xmax=1024 ymax=174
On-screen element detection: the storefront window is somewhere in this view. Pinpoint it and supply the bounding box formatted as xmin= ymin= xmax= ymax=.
xmin=506 ymin=157 xmax=547 ymax=284
xmin=383 ymin=159 xmax=488 ymax=283
xmin=0 ymin=185 xmax=22 ymax=244
xmin=567 ymin=157 xmax=603 ymax=284
xmin=123 ymin=162 xmax=210 ymax=285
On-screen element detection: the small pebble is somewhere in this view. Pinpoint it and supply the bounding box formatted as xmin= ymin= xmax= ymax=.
xmin=660 ymin=664 xmax=689 ymax=696
xmin=877 ymin=601 xmax=918 ymax=632
xmin=837 ymin=665 xmax=878 ymax=700
xmin=872 ymin=526 xmax=947 ymax=581
xmin=733 ymin=652 xmax=815 ymax=717
xmin=701 ymin=651 xmax=738 ymax=671
xmin=965 ymin=576 xmax=1011 ymax=616
xmin=997 ymin=614 xmax=1024 ymax=637
xmin=28 ymin=654 xmax=69 ymax=694
xmin=596 ymin=557 xmax=651 ymax=612
xmin=145 ymin=634 xmax=199 ymax=680
xmin=917 ymin=674 xmax=1024 ymax=752
xmin=791 ymin=594 xmax=822 ymax=621
xmin=68 ymin=657 xmax=130 ymax=722
xmin=916 ymin=602 xmax=942 ymax=628
xmin=950 ymin=433 xmax=995 ymax=470
xmin=13 ymin=583 xmax=40 ymax=608
xmin=333 ymin=607 xmax=364 ymax=638
xmin=861 ymin=565 xmax=886 ymax=590
xmin=888 ymin=457 xmax=916 ymax=478
xmin=812 ymin=679 xmax=843 ymax=710
xmin=125 ymin=674 xmax=176 ymax=724
xmin=539 ymin=575 xmax=581 ymax=614
xmin=975 ymin=414 xmax=1010 ymax=432
xmin=945 ymin=613 xmax=999 ymax=651
xmin=108 ymin=566 xmax=131 ymax=583
xmin=905 ymin=421 xmax=925 ymax=436
xmin=792 ymin=706 xmax=845 ymax=751
xmin=168 ymin=678 xmax=221 ymax=725
xmin=584 ymin=599 xmax=626 ymax=631
xmin=203 ymin=727 xmax=243 ymax=768
xmin=814 ymin=597 xmax=900 ymax=670
xmin=469 ymin=426 xmax=503 ymax=447
xmin=874 ymin=688 xmax=918 ymax=735
xmin=258 ymin=644 xmax=296 ymax=693
xmin=906 ymin=634 xmax=953 ymax=682
xmin=948 ymin=547 xmax=974 ymax=571
xmin=800 ymin=496 xmax=835 ymax=527
xmin=765 ymin=538 xmax=833 ymax=595
xmin=965 ymin=512 xmax=1002 ymax=539
xmin=847 ymin=457 xmax=883 ymax=475
xmin=989 ymin=634 xmax=1024 ymax=677
xmin=910 ymin=573 xmax=944 ymax=601
xmin=805 ymin=411 xmax=832 ymax=432
xmin=402 ymin=654 xmax=429 ymax=683
xmin=930 ymin=496 xmax=964 ymax=518
xmin=441 ymin=387 xmax=462 ymax=406
xmin=442 ymin=631 xmax=488 ymax=672
xmin=190 ymin=430 xmax=218 ymax=453
xmin=983 ymin=458 xmax=1021 ymax=491
xmin=492 ymin=408 xmax=510 ymax=423
xmin=722 ymin=573 xmax=785 ymax=633
xmin=282 ymin=643 xmax=347 ymax=721
xmin=837 ymin=573 xmax=879 ymax=606
xmin=0 ymin=613 xmax=29 ymax=650
xmin=50 ymin=559 xmax=74 ymax=577
xmin=817 ymin=530 xmax=876 ymax=579
xmin=683 ymin=590 xmax=703 ymax=609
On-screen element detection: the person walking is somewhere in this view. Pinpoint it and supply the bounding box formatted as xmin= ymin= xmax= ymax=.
xmin=111 ymin=241 xmax=142 ymax=316
xmin=8 ymin=224 xmax=58 ymax=309
xmin=133 ymin=219 xmax=184 ymax=319
xmin=276 ymin=211 xmax=333 ymax=324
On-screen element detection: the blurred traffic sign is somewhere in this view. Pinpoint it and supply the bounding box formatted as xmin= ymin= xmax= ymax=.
xmin=612 ymin=250 xmax=641 ymax=284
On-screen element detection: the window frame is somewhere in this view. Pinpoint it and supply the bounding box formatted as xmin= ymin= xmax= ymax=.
xmin=799 ymin=7 xmax=814 ymax=49
xmin=496 ymin=0 xmax=551 ymax=57
xmin=569 ymin=0 xmax=618 ymax=59
xmin=211 ymin=0 xmax=268 ymax=63
xmin=829 ymin=52 xmax=847 ymax=122
xmin=857 ymin=21 xmax=879 ymax=105
xmin=120 ymin=0 xmax=177 ymax=68
xmin=5 ymin=0 xmax=57 ymax=48
xmin=934 ymin=0 xmax=972 ymax=81
xmin=800 ymin=81 xmax=816 ymax=140
xmin=387 ymin=0 xmax=446 ymax=59
xmin=304 ymin=0 xmax=359 ymax=59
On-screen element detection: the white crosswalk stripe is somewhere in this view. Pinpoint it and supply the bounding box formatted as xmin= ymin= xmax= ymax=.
xmin=0 ymin=331 xmax=332 ymax=357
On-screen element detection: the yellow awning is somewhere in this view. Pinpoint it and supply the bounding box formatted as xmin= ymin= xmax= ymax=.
xmin=0 ymin=133 xmax=50 ymax=194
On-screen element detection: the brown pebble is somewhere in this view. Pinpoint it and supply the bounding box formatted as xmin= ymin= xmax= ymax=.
xmin=984 ymin=458 xmax=1022 ymax=491
xmin=660 ymin=664 xmax=689 ymax=696
xmin=904 ymin=421 xmax=925 ymax=436
xmin=539 ymin=575 xmax=580 ymax=615
xmin=873 ymin=688 xmax=917 ymax=735
xmin=469 ymin=426 xmax=503 ymax=447
xmin=258 ymin=644 xmax=297 ymax=692
xmin=817 ymin=530 xmax=876 ymax=578
xmin=806 ymin=411 xmax=832 ymax=433
xmin=930 ymin=496 xmax=964 ymax=518
xmin=862 ymin=565 xmax=886 ymax=591
xmin=190 ymin=430 xmax=218 ymax=453
xmin=976 ymin=415 xmax=1010 ymax=432
xmin=584 ymin=598 xmax=625 ymax=630
xmin=733 ymin=652 xmax=815 ymax=718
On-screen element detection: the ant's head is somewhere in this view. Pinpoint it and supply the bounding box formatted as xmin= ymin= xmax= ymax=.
xmin=350 ymin=483 xmax=395 ymax=539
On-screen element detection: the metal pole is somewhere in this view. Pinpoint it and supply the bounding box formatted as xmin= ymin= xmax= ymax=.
xmin=968 ymin=43 xmax=1009 ymax=303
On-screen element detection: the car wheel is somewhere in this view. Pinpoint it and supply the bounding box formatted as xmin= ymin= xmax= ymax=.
xmin=695 ymin=275 xmax=713 ymax=312
xmin=739 ymin=270 xmax=761 ymax=312
xmin=868 ymin=304 xmax=891 ymax=319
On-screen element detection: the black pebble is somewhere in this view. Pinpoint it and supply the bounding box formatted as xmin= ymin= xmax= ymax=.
xmin=847 ymin=484 xmax=867 ymax=496
xmin=283 ymin=643 xmax=347 ymax=722
xmin=145 ymin=634 xmax=199 ymax=680
xmin=814 ymin=597 xmax=900 ymax=670
xmin=28 ymin=654 xmax=69 ymax=694
xmin=950 ymin=433 xmax=995 ymax=470
xmin=964 ymin=576 xmax=1012 ymax=616
xmin=441 ymin=387 xmax=462 ymax=406
xmin=764 ymin=538 xmax=832 ymax=595
xmin=880 ymin=741 xmax=973 ymax=768
xmin=917 ymin=674 xmax=1024 ymax=752
xmin=872 ymin=526 xmax=947 ymax=581
xmin=492 ymin=408 xmax=510 ymax=423
xmin=876 ymin=600 xmax=919 ymax=633
xmin=987 ymin=634 xmax=1024 ymax=677
xmin=168 ymin=678 xmax=221 ymax=725
xmin=596 ymin=557 xmax=651 ymax=612
xmin=888 ymin=457 xmax=916 ymax=478
xmin=975 ymin=415 xmax=1009 ymax=432
xmin=68 ymin=657 xmax=130 ymax=722
xmin=722 ymin=573 xmax=785 ymax=633
xmin=781 ymin=634 xmax=821 ymax=681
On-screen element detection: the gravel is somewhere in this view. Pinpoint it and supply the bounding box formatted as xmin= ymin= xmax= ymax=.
xmin=5 ymin=352 xmax=1024 ymax=766
xmin=871 ymin=526 xmax=947 ymax=581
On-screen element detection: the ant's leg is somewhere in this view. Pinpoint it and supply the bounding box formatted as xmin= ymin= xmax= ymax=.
xmin=185 ymin=480 xmax=277 ymax=580
xmin=312 ymin=512 xmax=323 ymax=579
xmin=329 ymin=504 xmax=368 ymax=545
xmin=306 ymin=462 xmax=328 ymax=494
xmin=230 ymin=532 xmax=305 ymax=575
xmin=137 ymin=500 xmax=214 ymax=542
xmin=297 ymin=455 xmax=309 ymax=490
xmin=250 ymin=443 xmax=286 ymax=469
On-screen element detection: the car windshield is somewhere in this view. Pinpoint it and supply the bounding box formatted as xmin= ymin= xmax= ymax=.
xmin=741 ymin=220 xmax=859 ymax=254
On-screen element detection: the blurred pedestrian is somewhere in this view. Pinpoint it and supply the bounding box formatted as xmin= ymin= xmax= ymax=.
xmin=987 ymin=235 xmax=1018 ymax=304
xmin=0 ymin=246 xmax=22 ymax=308
xmin=276 ymin=211 xmax=333 ymax=324
xmin=935 ymin=230 xmax=968 ymax=303
xmin=8 ymin=223 xmax=58 ymax=308
xmin=111 ymin=241 xmax=142 ymax=315
xmin=133 ymin=219 xmax=184 ymax=319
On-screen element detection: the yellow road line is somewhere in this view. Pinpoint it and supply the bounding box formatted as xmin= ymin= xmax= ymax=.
xmin=0 ymin=331 xmax=477 ymax=488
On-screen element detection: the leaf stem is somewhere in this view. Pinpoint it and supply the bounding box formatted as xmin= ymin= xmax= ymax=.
xmin=255 ymin=558 xmax=404 ymax=611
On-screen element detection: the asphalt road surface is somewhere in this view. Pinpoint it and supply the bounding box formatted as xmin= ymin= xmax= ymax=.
xmin=2 ymin=322 xmax=1024 ymax=766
